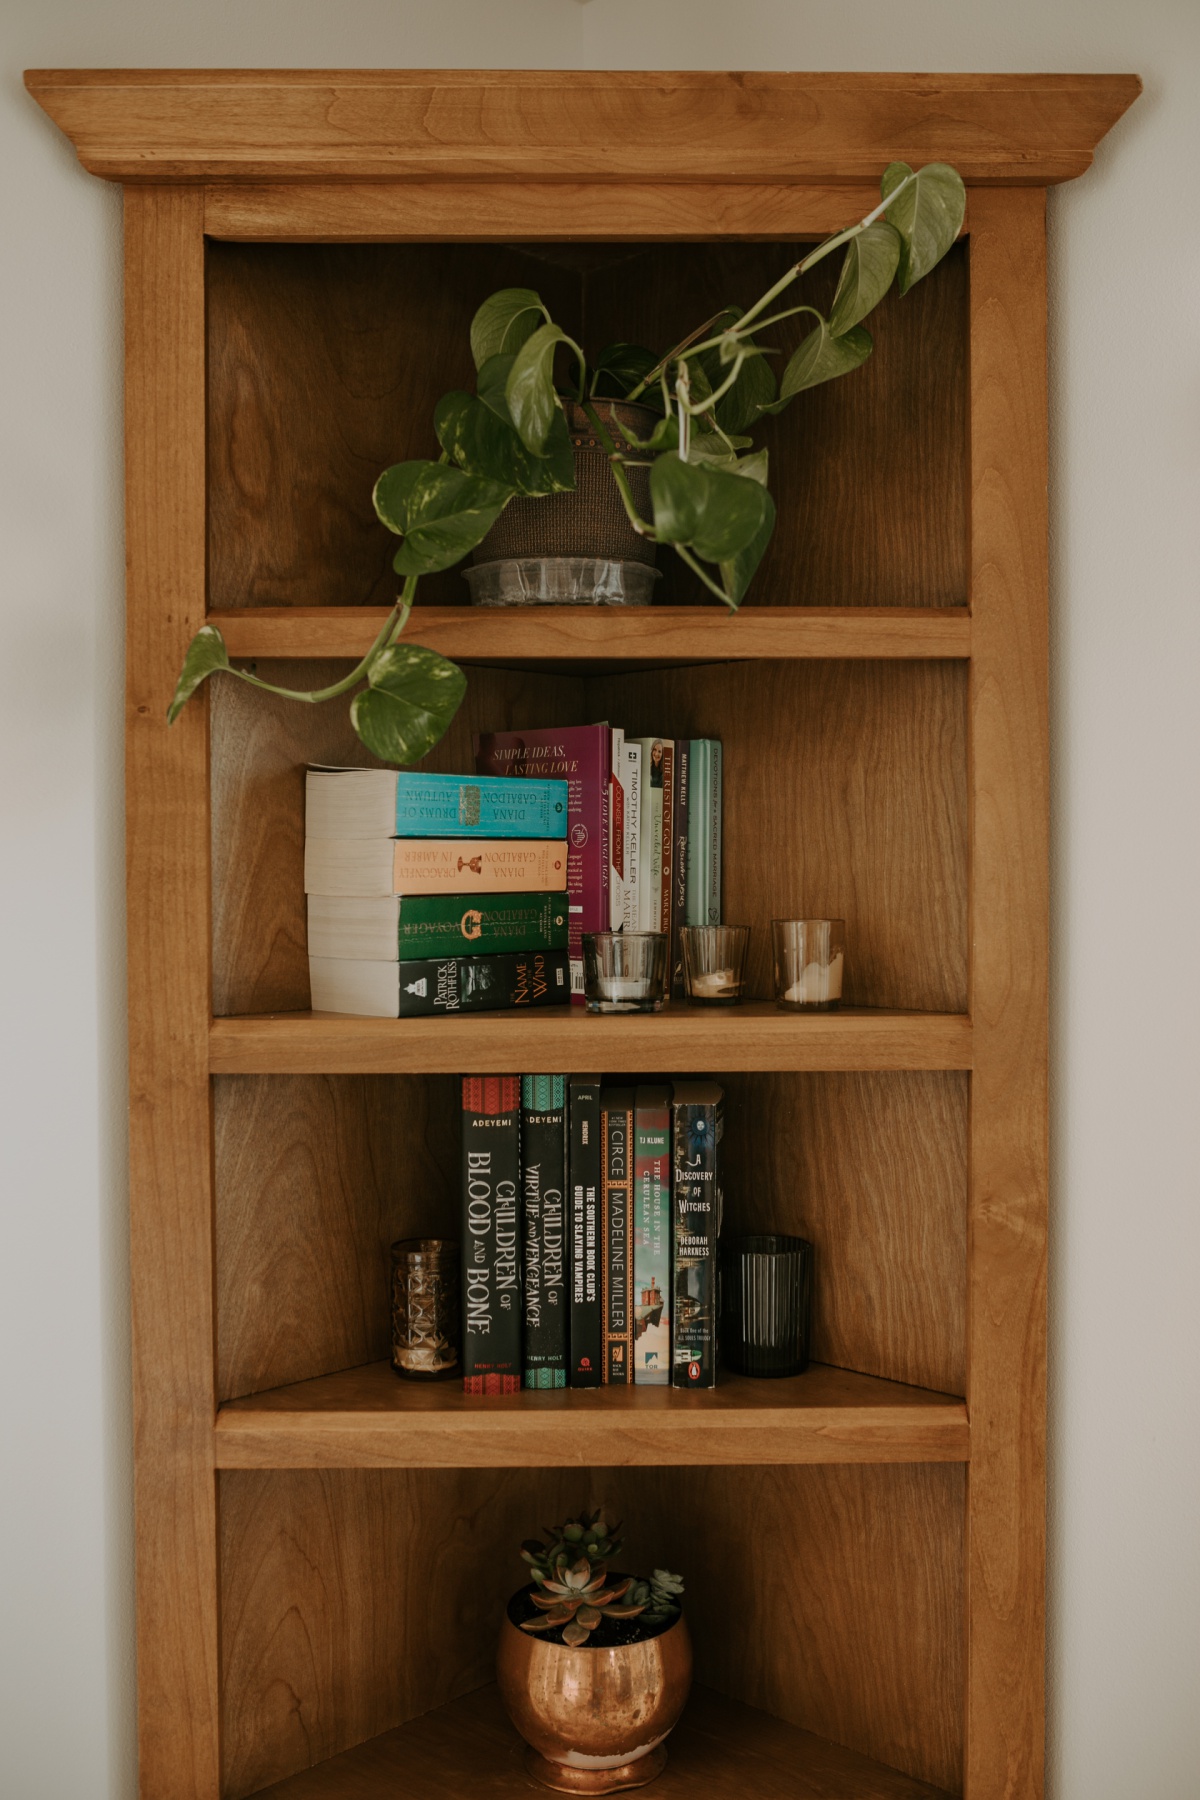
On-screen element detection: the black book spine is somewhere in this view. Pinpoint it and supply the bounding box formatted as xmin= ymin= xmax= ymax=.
xmin=461 ymin=1076 xmax=522 ymax=1394
xmin=601 ymin=1088 xmax=636 ymax=1384
xmin=398 ymin=948 xmax=569 ymax=1015
xmin=568 ymin=1075 xmax=603 ymax=1387
xmin=521 ymin=1076 xmax=568 ymax=1389
xmin=670 ymin=741 xmax=689 ymax=997
xmin=671 ymin=1082 xmax=724 ymax=1388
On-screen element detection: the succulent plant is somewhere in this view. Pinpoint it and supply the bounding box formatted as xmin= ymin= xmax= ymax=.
xmin=518 ymin=1510 xmax=684 ymax=1647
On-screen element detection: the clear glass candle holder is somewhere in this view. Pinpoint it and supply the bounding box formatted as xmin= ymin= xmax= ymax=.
xmin=680 ymin=925 xmax=751 ymax=1004
xmin=390 ymin=1238 xmax=460 ymax=1380
xmin=582 ymin=931 xmax=667 ymax=1013
xmin=772 ymin=919 xmax=845 ymax=1011
xmin=720 ymin=1233 xmax=813 ymax=1378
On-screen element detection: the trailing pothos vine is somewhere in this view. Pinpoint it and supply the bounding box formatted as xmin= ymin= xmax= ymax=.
xmin=169 ymin=161 xmax=964 ymax=764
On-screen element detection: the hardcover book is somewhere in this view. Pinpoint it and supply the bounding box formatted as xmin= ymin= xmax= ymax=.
xmin=659 ymin=738 xmax=676 ymax=975
xmin=461 ymin=1076 xmax=522 ymax=1394
xmin=635 ymin=739 xmax=666 ymax=932
xmin=685 ymin=739 xmax=722 ymax=926
xmin=670 ymin=741 xmax=690 ymax=997
xmin=621 ymin=739 xmax=642 ymax=932
xmin=306 ymin=892 xmax=569 ymax=963
xmin=309 ymin=949 xmax=569 ymax=1017
xmin=522 ymin=1076 xmax=568 ymax=1390
xmin=305 ymin=766 xmax=568 ymax=839
xmin=609 ymin=726 xmax=626 ymax=930
xmin=670 ymin=1081 xmax=724 ymax=1388
xmin=600 ymin=1087 xmax=636 ymax=1385
xmin=633 ymin=1085 xmax=672 ymax=1385
xmin=568 ymin=1075 xmax=603 ymax=1387
xmin=304 ymin=836 xmax=567 ymax=898
xmin=475 ymin=727 xmax=611 ymax=1002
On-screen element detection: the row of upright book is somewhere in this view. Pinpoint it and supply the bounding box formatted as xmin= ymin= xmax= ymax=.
xmin=303 ymin=726 xmax=722 ymax=1015
xmin=462 ymin=1075 xmax=724 ymax=1392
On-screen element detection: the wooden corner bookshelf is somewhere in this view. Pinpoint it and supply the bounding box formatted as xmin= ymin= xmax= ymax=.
xmin=27 ymin=67 xmax=1138 ymax=1800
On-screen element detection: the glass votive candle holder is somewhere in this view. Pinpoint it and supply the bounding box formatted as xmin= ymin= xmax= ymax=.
xmin=772 ymin=918 xmax=845 ymax=1011
xmin=390 ymin=1238 xmax=460 ymax=1380
xmin=582 ymin=931 xmax=668 ymax=1013
xmin=680 ymin=925 xmax=751 ymax=1004
xmin=720 ymin=1233 xmax=813 ymax=1378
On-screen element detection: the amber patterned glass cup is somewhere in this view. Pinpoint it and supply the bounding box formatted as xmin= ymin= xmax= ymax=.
xmin=390 ymin=1238 xmax=460 ymax=1380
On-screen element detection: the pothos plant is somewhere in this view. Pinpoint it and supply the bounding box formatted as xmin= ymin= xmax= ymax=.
xmin=168 ymin=161 xmax=964 ymax=765
xmin=518 ymin=1509 xmax=684 ymax=1648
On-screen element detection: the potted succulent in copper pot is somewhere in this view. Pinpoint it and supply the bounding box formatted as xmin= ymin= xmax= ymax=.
xmin=496 ymin=1509 xmax=690 ymax=1794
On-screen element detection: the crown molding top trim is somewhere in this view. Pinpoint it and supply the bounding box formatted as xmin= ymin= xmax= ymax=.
xmin=25 ymin=68 xmax=1141 ymax=186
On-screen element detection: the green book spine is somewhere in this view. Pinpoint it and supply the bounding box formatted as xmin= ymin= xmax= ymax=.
xmin=685 ymin=740 xmax=722 ymax=927
xmin=396 ymin=892 xmax=568 ymax=961
xmin=522 ymin=1076 xmax=568 ymax=1390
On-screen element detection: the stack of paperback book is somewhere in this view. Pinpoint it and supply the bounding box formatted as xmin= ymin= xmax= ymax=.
xmin=461 ymin=1074 xmax=723 ymax=1393
xmin=475 ymin=728 xmax=722 ymax=1001
xmin=304 ymin=767 xmax=572 ymax=1016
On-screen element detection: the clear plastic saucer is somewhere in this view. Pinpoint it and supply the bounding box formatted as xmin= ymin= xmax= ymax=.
xmin=463 ymin=557 xmax=661 ymax=607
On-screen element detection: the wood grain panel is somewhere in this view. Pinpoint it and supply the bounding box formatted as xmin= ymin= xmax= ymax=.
xmin=720 ymin=1072 xmax=967 ymax=1394
xmin=585 ymin=242 xmax=967 ymax=609
xmin=210 ymin=605 xmax=973 ymax=663
xmin=206 ymin=242 xmax=579 ymax=611
xmin=27 ymin=68 xmax=1140 ymax=184
xmin=963 ymin=190 xmax=1049 ymax=1800
xmin=214 ymin=1359 xmax=969 ymax=1469
xmin=611 ymin=1463 xmax=965 ymax=1793
xmin=206 ymin=181 xmax=889 ymax=243
xmin=209 ymin=1008 xmax=973 ymax=1077
xmin=251 ymin=1682 xmax=954 ymax=1799
xmin=218 ymin=1467 xmax=589 ymax=1798
xmin=124 ymin=186 xmax=221 ymax=1800
xmin=588 ymin=659 xmax=968 ymax=1011
xmin=214 ymin=1075 xmax=458 ymax=1401
xmin=211 ymin=660 xmax=582 ymax=1014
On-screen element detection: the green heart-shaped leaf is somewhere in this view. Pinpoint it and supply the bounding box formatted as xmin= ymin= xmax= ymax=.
xmin=435 ymin=391 xmax=575 ymax=496
xmin=762 ymin=320 xmax=873 ymax=412
xmin=476 ymin=354 xmax=518 ymax=424
xmin=167 ymin=624 xmax=230 ymax=723
xmin=506 ymin=322 xmax=572 ymax=456
xmin=650 ymin=452 xmax=771 ymax=563
xmin=828 ymin=220 xmax=902 ymax=335
xmin=720 ymin=487 xmax=776 ymax=605
xmin=882 ymin=162 xmax=966 ymax=295
xmin=692 ymin=310 xmax=778 ymax=435
xmin=469 ymin=288 xmax=546 ymax=371
xmin=373 ymin=461 xmax=513 ymax=575
xmin=592 ymin=342 xmax=662 ymax=403
xmin=350 ymin=643 xmax=467 ymax=764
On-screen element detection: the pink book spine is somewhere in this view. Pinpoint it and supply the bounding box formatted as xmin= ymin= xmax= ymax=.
xmin=474 ymin=727 xmax=610 ymax=1003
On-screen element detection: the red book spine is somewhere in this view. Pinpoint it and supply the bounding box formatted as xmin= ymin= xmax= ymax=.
xmin=474 ymin=727 xmax=611 ymax=1004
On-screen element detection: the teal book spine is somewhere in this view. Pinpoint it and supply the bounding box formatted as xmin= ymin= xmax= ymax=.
xmin=685 ymin=739 xmax=722 ymax=926
xmin=522 ymin=1076 xmax=568 ymax=1390
xmin=394 ymin=773 xmax=568 ymax=838
xmin=395 ymin=892 xmax=568 ymax=961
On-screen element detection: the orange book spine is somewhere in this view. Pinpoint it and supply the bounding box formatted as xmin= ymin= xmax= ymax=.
xmin=391 ymin=839 xmax=567 ymax=895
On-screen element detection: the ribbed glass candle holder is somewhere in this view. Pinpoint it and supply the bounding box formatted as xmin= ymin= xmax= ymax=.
xmin=720 ymin=1233 xmax=813 ymax=1378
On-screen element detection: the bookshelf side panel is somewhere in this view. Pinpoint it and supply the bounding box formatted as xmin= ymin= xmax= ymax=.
xmin=125 ymin=186 xmax=221 ymax=1800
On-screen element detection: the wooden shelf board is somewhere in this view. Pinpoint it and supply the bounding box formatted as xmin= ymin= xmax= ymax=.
xmin=209 ymin=1006 xmax=973 ymax=1076
xmin=215 ymin=1359 xmax=969 ymax=1470
xmin=210 ymin=605 xmax=971 ymax=665
xmin=250 ymin=1680 xmax=954 ymax=1799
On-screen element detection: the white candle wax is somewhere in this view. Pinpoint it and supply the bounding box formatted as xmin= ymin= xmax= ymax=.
xmin=690 ymin=968 xmax=738 ymax=998
xmin=784 ymin=952 xmax=844 ymax=1006
xmin=599 ymin=975 xmax=652 ymax=1001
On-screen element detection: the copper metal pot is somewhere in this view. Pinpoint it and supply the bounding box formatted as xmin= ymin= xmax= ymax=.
xmin=471 ymin=400 xmax=661 ymax=568
xmin=496 ymin=1603 xmax=693 ymax=1794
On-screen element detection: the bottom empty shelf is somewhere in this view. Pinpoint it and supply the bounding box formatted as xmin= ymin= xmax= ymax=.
xmin=252 ymin=1682 xmax=954 ymax=1799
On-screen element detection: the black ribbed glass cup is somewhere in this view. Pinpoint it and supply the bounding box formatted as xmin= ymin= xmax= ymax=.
xmin=720 ymin=1233 xmax=813 ymax=1378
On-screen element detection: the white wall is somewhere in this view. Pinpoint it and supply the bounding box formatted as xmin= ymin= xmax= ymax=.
xmin=2 ymin=4 xmax=1197 ymax=1797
